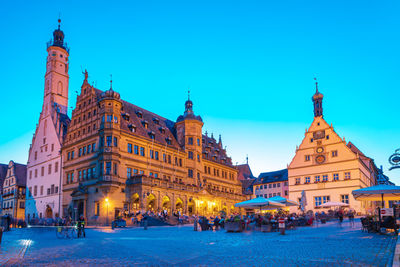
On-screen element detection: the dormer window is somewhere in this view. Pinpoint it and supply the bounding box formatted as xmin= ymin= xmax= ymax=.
xmin=142 ymin=120 xmax=148 ymax=129
xmin=165 ymin=137 xmax=172 ymax=145
xmin=122 ymin=112 xmax=130 ymax=121
xmin=159 ymin=127 xmax=166 ymax=134
xmin=136 ymin=110 xmax=143 ymax=118
xmin=148 ymin=131 xmax=155 ymax=139
xmin=128 ymin=124 xmax=136 ymax=133
xmin=153 ymin=118 xmax=159 ymax=125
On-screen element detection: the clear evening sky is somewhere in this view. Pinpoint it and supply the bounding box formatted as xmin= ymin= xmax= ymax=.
xmin=1 ymin=1 xmax=399 ymax=183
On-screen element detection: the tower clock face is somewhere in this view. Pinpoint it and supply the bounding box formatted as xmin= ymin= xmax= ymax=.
xmin=315 ymin=155 xmax=326 ymax=164
xmin=316 ymin=147 xmax=324 ymax=153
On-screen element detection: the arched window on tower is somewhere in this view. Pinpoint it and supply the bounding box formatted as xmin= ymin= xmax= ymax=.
xmin=44 ymin=119 xmax=47 ymax=136
xmin=57 ymin=81 xmax=63 ymax=95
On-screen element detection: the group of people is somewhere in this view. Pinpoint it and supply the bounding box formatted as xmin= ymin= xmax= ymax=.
xmin=127 ymin=209 xmax=190 ymax=226
xmin=195 ymin=215 xmax=226 ymax=231
xmin=314 ymin=209 xmax=356 ymax=227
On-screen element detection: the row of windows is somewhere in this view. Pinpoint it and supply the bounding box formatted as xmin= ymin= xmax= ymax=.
xmin=207 ymin=184 xmax=235 ymax=194
xmin=29 ymin=162 xmax=59 ymax=179
xmin=127 ymin=168 xmax=145 ymax=178
xmin=255 ymin=182 xmax=288 ymax=190
xmin=2 ymin=201 xmax=23 ymax=209
xmin=255 ymin=191 xmax=288 ymax=198
xmin=187 ymin=137 xmax=201 ymax=146
xmin=204 ymin=166 xmax=235 ymax=180
xmin=101 ymin=114 xmax=118 ymax=124
xmin=77 ymin=143 xmax=96 ymax=158
xmin=73 ymin=108 xmax=97 ymax=125
xmin=294 ymin=172 xmax=351 ymax=184
xmin=33 ymin=142 xmax=55 ymax=160
xmin=28 ymin=184 xmax=59 ymax=197
xmin=4 ymin=178 xmax=15 ymax=187
xmin=68 ymin=123 xmax=97 ymax=140
xmin=127 ymin=143 xmax=184 ymax=167
xmin=313 ymin=195 xmax=349 ymax=207
xmin=66 ymin=167 xmax=96 ymax=184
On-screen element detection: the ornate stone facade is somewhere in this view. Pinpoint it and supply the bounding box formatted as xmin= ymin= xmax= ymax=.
xmin=62 ymin=77 xmax=244 ymax=224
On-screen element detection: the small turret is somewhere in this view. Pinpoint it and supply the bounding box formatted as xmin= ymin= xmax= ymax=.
xmin=312 ymin=78 xmax=323 ymax=117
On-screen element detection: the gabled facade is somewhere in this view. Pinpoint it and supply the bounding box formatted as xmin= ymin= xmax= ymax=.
xmin=62 ymin=76 xmax=244 ymax=225
xmin=253 ymin=169 xmax=289 ymax=199
xmin=2 ymin=161 xmax=27 ymax=221
xmin=288 ymin=82 xmax=377 ymax=214
xmin=25 ymin=20 xmax=70 ymax=222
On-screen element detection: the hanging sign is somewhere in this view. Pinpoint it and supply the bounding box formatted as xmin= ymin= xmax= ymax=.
xmin=389 ymin=149 xmax=400 ymax=170
xmin=381 ymin=208 xmax=394 ymax=217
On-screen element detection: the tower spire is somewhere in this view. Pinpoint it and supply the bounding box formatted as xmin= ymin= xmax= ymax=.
xmin=312 ymin=78 xmax=324 ymax=117
xmin=110 ymin=74 xmax=113 ymax=90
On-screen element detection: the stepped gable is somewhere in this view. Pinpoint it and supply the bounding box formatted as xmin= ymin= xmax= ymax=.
xmin=13 ymin=162 xmax=27 ymax=187
xmin=202 ymin=134 xmax=233 ymax=167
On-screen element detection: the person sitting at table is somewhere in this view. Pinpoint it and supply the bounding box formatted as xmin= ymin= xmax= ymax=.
xmin=214 ymin=216 xmax=220 ymax=230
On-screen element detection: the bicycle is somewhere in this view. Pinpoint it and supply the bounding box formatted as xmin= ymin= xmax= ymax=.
xmin=56 ymin=225 xmax=77 ymax=239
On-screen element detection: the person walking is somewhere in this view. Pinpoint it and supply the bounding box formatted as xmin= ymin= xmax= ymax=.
xmin=77 ymin=215 xmax=86 ymax=238
xmin=338 ymin=209 xmax=344 ymax=227
xmin=348 ymin=210 xmax=355 ymax=228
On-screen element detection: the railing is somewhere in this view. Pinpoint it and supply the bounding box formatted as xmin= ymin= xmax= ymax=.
xmin=126 ymin=175 xmax=244 ymax=200
xmin=47 ymin=40 xmax=70 ymax=53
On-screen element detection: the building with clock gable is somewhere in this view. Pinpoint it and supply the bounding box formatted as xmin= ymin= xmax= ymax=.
xmin=288 ymin=82 xmax=379 ymax=214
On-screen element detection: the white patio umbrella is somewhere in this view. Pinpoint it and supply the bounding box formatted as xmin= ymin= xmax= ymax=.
xmin=266 ymin=196 xmax=299 ymax=207
xmin=352 ymin=185 xmax=400 ymax=206
xmin=234 ymin=197 xmax=285 ymax=212
xmin=319 ymin=201 xmax=349 ymax=208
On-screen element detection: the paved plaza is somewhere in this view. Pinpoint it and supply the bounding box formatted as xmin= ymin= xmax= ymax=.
xmin=0 ymin=220 xmax=397 ymax=266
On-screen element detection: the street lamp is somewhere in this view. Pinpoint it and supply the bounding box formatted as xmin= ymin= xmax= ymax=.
xmin=105 ymin=198 xmax=109 ymax=226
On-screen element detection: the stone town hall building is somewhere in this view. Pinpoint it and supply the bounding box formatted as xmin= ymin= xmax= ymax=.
xmin=27 ymin=22 xmax=244 ymax=224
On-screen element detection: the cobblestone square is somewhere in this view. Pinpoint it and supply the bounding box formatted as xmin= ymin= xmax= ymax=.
xmin=0 ymin=220 xmax=397 ymax=266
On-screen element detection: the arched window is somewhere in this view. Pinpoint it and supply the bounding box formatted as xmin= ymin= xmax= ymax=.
xmin=44 ymin=119 xmax=47 ymax=136
xmin=57 ymin=81 xmax=63 ymax=95
xmin=46 ymin=80 xmax=50 ymax=93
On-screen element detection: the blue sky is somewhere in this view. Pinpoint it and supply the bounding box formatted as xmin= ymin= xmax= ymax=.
xmin=1 ymin=0 xmax=399 ymax=183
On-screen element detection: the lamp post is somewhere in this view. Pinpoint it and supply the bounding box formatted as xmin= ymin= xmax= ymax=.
xmin=105 ymin=198 xmax=109 ymax=226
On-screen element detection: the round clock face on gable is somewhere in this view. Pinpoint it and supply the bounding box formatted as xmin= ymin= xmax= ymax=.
xmin=316 ymin=147 xmax=324 ymax=153
xmin=315 ymin=155 xmax=326 ymax=164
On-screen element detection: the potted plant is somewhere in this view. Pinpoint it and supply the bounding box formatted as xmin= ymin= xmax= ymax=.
xmin=225 ymin=216 xmax=244 ymax=232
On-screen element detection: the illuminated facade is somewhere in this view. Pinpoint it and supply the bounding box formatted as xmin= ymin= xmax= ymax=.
xmin=62 ymin=76 xmax=244 ymax=224
xmin=253 ymin=169 xmax=289 ymax=199
xmin=2 ymin=161 xmax=27 ymax=221
xmin=288 ymin=82 xmax=378 ymax=214
xmin=25 ymin=21 xmax=70 ymax=221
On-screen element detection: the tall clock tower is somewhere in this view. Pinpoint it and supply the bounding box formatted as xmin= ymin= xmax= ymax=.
xmin=43 ymin=19 xmax=69 ymax=117
xmin=26 ymin=20 xmax=70 ymax=222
